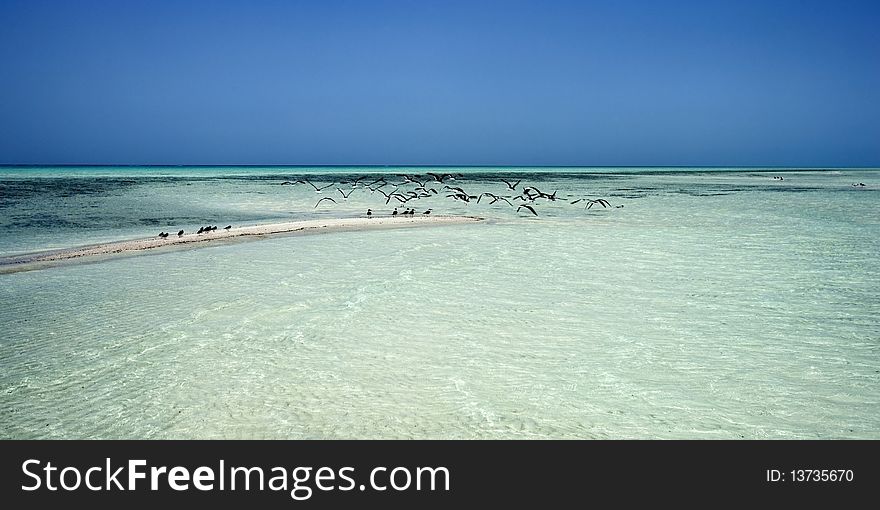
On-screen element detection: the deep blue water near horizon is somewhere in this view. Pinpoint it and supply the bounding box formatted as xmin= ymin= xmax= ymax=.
xmin=0 ymin=166 xmax=878 ymax=438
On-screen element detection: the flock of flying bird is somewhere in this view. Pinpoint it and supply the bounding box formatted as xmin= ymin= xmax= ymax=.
xmin=280 ymin=172 xmax=618 ymax=217
xmin=155 ymin=173 xmax=871 ymax=237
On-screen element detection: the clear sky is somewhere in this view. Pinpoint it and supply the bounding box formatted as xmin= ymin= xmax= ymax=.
xmin=1 ymin=0 xmax=878 ymax=166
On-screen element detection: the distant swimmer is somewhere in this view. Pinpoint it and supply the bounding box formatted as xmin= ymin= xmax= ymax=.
xmin=177 ymin=230 xmax=184 ymax=237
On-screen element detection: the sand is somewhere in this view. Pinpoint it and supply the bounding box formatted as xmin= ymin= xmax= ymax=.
xmin=0 ymin=215 xmax=485 ymax=274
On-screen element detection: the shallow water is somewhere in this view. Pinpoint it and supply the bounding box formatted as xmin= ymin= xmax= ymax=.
xmin=1 ymin=167 xmax=878 ymax=438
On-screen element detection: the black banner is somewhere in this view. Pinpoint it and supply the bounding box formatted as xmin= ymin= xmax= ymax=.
xmin=0 ymin=440 xmax=875 ymax=506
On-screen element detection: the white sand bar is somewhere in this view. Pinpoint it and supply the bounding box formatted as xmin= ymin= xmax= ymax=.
xmin=0 ymin=215 xmax=485 ymax=274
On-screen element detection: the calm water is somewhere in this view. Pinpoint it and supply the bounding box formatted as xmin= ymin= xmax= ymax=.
xmin=1 ymin=167 xmax=878 ymax=438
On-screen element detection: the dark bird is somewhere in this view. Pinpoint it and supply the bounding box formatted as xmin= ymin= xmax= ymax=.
xmin=517 ymin=204 xmax=538 ymax=216
xmin=337 ymin=188 xmax=355 ymax=199
xmin=490 ymin=196 xmax=513 ymax=206
xmin=585 ymin=199 xmax=611 ymax=209
xmin=224 ymin=225 xmax=231 ymax=230
xmin=444 ymin=185 xmax=467 ymax=195
xmin=398 ymin=174 xmax=424 ymax=186
xmin=158 ymin=232 xmax=167 ymax=238
xmin=366 ymin=208 xmax=373 ymax=218
xmin=427 ymin=172 xmax=453 ymax=183
xmin=392 ymin=207 xmax=399 ymax=216
xmin=423 ymin=209 xmax=432 ymax=215
xmin=314 ymin=197 xmax=337 ymax=208
xmin=501 ymin=178 xmax=521 ymax=191
xmin=305 ymin=180 xmax=335 ymax=192
xmin=477 ymin=192 xmax=496 ymax=204
xmin=211 ymin=226 xmax=218 ymax=231
xmin=197 ymin=227 xmax=204 ymax=234
xmin=177 ymin=230 xmax=184 ymax=237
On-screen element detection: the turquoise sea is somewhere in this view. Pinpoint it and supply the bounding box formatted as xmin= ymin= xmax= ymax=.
xmin=0 ymin=166 xmax=878 ymax=438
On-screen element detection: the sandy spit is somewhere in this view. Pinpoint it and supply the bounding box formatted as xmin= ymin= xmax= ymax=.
xmin=0 ymin=215 xmax=485 ymax=274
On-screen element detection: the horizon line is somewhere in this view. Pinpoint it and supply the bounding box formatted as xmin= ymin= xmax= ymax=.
xmin=2 ymin=164 xmax=879 ymax=169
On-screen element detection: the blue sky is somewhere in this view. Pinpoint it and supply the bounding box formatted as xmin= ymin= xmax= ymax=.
xmin=0 ymin=0 xmax=878 ymax=166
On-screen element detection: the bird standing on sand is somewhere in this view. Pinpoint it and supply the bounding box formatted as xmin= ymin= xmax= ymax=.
xmin=224 ymin=225 xmax=231 ymax=230
xmin=177 ymin=230 xmax=184 ymax=237
xmin=392 ymin=208 xmax=398 ymax=217
xmin=423 ymin=209 xmax=432 ymax=215
xmin=366 ymin=209 xmax=372 ymax=218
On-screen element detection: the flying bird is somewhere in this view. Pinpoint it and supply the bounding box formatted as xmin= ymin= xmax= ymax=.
xmin=305 ymin=180 xmax=335 ymax=192
xmin=517 ymin=204 xmax=538 ymax=216
xmin=314 ymin=197 xmax=338 ymax=208
xmin=427 ymin=172 xmax=453 ymax=183
xmin=585 ymin=199 xmax=611 ymax=209
xmin=501 ymin=178 xmax=521 ymax=191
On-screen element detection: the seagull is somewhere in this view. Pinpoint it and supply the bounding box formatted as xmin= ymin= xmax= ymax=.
xmin=366 ymin=208 xmax=372 ymax=218
xmin=517 ymin=204 xmax=538 ymax=216
xmin=501 ymin=178 xmax=521 ymax=191
xmin=477 ymin=192 xmax=497 ymax=204
xmin=585 ymin=199 xmax=611 ymax=209
xmin=224 ymin=225 xmax=231 ymax=230
xmin=337 ymin=188 xmax=355 ymax=199
xmin=423 ymin=209 xmax=432 ymax=215
xmin=197 ymin=227 xmax=204 ymax=234
xmin=314 ymin=197 xmax=337 ymax=208
xmin=427 ymin=172 xmax=453 ymax=183
xmin=177 ymin=230 xmax=184 ymax=237
xmin=398 ymin=174 xmax=425 ymax=187
xmin=490 ymin=196 xmax=513 ymax=206
xmin=392 ymin=207 xmax=398 ymax=217
xmin=305 ymin=180 xmax=335 ymax=192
